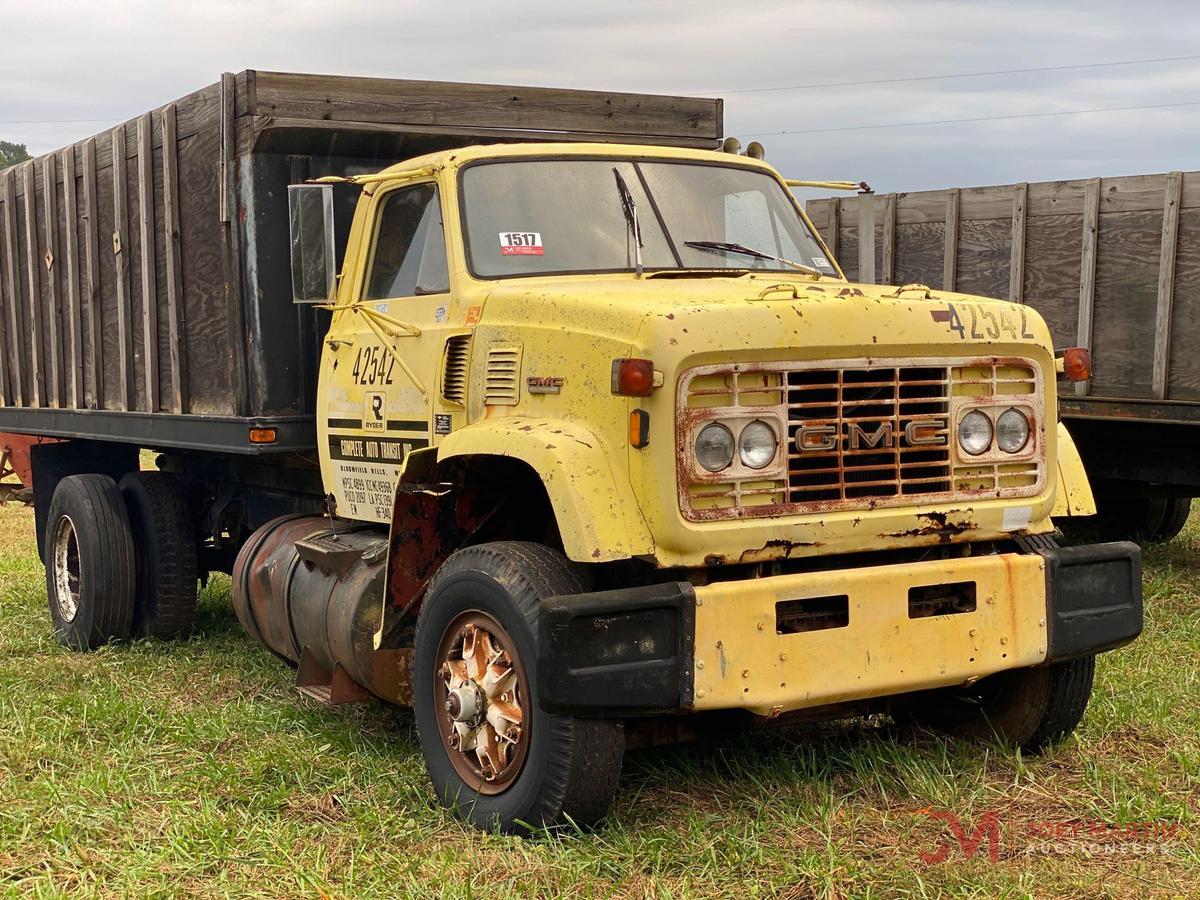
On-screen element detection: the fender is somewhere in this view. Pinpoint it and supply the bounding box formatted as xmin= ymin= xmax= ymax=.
xmin=1052 ymin=422 xmax=1096 ymax=517
xmin=436 ymin=417 xmax=655 ymax=562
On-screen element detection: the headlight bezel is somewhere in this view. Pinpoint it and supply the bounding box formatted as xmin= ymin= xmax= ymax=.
xmin=689 ymin=417 xmax=784 ymax=478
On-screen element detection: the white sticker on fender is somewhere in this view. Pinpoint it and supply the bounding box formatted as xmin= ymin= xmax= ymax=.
xmin=1001 ymin=506 xmax=1032 ymax=531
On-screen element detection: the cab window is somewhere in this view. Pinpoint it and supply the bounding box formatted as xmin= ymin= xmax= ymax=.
xmin=364 ymin=183 xmax=450 ymax=299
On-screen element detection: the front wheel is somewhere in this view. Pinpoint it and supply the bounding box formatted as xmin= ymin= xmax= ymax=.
xmin=894 ymin=655 xmax=1096 ymax=753
xmin=412 ymin=542 xmax=624 ymax=834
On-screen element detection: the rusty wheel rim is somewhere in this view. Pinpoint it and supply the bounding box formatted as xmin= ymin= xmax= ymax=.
xmin=435 ymin=610 xmax=530 ymax=795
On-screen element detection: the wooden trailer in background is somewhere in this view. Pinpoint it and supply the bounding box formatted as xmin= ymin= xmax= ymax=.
xmin=807 ymin=171 xmax=1200 ymax=540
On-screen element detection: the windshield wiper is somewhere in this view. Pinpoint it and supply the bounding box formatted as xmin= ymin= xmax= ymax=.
xmin=612 ymin=168 xmax=644 ymax=277
xmin=683 ymin=239 xmax=821 ymax=275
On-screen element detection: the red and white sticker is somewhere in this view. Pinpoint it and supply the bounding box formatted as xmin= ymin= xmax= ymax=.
xmin=499 ymin=231 xmax=544 ymax=256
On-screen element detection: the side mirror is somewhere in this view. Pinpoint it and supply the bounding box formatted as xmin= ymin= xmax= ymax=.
xmin=288 ymin=184 xmax=337 ymax=304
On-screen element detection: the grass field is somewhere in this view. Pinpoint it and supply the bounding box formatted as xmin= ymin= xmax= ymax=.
xmin=0 ymin=498 xmax=1196 ymax=899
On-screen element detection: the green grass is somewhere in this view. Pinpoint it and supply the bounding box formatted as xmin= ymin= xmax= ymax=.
xmin=0 ymin=500 xmax=1197 ymax=899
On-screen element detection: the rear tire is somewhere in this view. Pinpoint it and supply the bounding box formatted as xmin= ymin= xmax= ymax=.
xmin=895 ymin=655 xmax=1096 ymax=753
xmin=1149 ymin=497 xmax=1191 ymax=543
xmin=44 ymin=474 xmax=136 ymax=651
xmin=413 ymin=541 xmax=624 ymax=834
xmin=119 ymin=471 xmax=199 ymax=639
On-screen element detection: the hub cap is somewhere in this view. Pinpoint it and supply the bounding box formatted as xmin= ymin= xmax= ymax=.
xmin=51 ymin=515 xmax=82 ymax=623
xmin=435 ymin=611 xmax=529 ymax=794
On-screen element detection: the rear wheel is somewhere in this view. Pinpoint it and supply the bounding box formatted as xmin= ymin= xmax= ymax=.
xmin=1149 ymin=497 xmax=1191 ymax=543
xmin=44 ymin=474 xmax=136 ymax=651
xmin=412 ymin=541 xmax=624 ymax=834
xmin=895 ymin=655 xmax=1096 ymax=753
xmin=119 ymin=471 xmax=198 ymax=639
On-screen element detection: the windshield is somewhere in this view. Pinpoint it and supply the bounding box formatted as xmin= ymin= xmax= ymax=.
xmin=460 ymin=158 xmax=838 ymax=279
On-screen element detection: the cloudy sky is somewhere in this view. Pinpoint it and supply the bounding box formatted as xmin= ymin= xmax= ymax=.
xmin=3 ymin=0 xmax=1198 ymax=194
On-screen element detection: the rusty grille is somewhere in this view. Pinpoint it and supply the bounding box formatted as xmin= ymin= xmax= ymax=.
xmin=787 ymin=365 xmax=951 ymax=504
xmin=678 ymin=358 xmax=1044 ymax=520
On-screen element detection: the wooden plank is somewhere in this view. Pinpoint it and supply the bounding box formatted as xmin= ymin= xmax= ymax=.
xmin=0 ymin=192 xmax=9 ymax=405
xmin=250 ymin=70 xmax=722 ymax=142
xmin=240 ymin=114 xmax=719 ymax=157
xmin=857 ymin=192 xmax=876 ymax=284
xmin=219 ymin=72 xmax=235 ymax=224
xmin=161 ymin=104 xmax=187 ymax=413
xmin=82 ymin=138 xmax=102 ymax=408
xmin=1008 ymin=183 xmax=1028 ymax=302
xmin=137 ymin=113 xmax=159 ymax=412
xmin=2 ymin=170 xmax=24 ymax=406
xmin=61 ymin=145 xmax=83 ymax=408
xmin=942 ymin=188 xmax=960 ymax=291
xmin=881 ymin=193 xmax=896 ymax=285
xmin=21 ymin=163 xmax=43 ymax=406
xmin=1166 ymin=207 xmax=1200 ymax=398
xmin=41 ymin=154 xmax=64 ymax=407
xmin=111 ymin=125 xmax=134 ymax=411
xmin=1153 ymin=172 xmax=1183 ymax=400
xmin=220 ymin=72 xmax=248 ymax=416
xmin=1075 ymin=177 xmax=1101 ymax=396
xmin=955 ymin=219 xmax=1010 ymax=300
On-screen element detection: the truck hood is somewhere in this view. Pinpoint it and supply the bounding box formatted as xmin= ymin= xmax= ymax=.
xmin=479 ymin=272 xmax=1055 ymax=363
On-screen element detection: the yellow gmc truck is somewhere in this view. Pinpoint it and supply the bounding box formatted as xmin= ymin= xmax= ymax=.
xmin=0 ymin=72 xmax=1141 ymax=833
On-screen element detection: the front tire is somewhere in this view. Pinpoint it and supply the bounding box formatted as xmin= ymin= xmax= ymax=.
xmin=44 ymin=474 xmax=136 ymax=651
xmin=412 ymin=542 xmax=624 ymax=834
xmin=895 ymin=655 xmax=1096 ymax=753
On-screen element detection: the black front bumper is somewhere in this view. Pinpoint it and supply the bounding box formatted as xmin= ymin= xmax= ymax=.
xmin=1037 ymin=541 xmax=1143 ymax=662
xmin=536 ymin=540 xmax=1143 ymax=717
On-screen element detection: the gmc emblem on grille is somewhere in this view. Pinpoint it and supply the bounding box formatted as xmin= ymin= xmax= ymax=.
xmin=794 ymin=418 xmax=948 ymax=452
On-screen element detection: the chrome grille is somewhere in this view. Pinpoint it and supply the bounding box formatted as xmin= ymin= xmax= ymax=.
xmin=787 ymin=365 xmax=951 ymax=504
xmin=678 ymin=357 xmax=1044 ymax=520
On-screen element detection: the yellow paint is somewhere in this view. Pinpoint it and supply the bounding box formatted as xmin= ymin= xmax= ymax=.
xmin=317 ymin=140 xmax=1076 ymax=569
xmin=436 ymin=418 xmax=654 ymax=562
xmin=692 ymin=552 xmax=1049 ymax=716
xmin=1052 ymin=422 xmax=1096 ymax=517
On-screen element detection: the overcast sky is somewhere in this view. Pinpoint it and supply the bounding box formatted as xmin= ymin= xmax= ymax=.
xmin=2 ymin=0 xmax=1198 ymax=195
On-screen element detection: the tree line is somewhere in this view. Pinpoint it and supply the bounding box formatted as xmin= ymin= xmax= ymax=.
xmin=0 ymin=141 xmax=31 ymax=169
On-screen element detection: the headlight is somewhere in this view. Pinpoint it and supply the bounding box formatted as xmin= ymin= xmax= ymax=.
xmin=738 ymin=420 xmax=778 ymax=469
xmin=696 ymin=423 xmax=735 ymax=472
xmin=957 ymin=410 xmax=993 ymax=456
xmin=996 ymin=408 xmax=1030 ymax=453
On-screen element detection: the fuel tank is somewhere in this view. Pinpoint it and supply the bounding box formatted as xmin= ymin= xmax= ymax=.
xmin=231 ymin=514 xmax=407 ymax=703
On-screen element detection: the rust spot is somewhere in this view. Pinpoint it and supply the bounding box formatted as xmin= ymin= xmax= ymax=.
xmin=704 ymin=553 xmax=726 ymax=567
xmin=880 ymin=510 xmax=976 ymax=543
xmin=591 ymin=548 xmax=601 ymax=559
xmin=736 ymin=538 xmax=820 ymax=563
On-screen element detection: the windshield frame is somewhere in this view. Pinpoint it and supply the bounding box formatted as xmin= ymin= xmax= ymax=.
xmin=454 ymin=153 xmax=842 ymax=282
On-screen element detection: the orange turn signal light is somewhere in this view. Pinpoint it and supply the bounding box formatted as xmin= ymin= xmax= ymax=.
xmin=1061 ymin=347 xmax=1092 ymax=382
xmin=612 ymin=358 xmax=655 ymax=397
xmin=629 ymin=409 xmax=650 ymax=448
xmin=249 ymin=427 xmax=277 ymax=444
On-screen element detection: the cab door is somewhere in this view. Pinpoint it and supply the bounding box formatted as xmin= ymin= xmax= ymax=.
xmin=319 ymin=180 xmax=453 ymax=524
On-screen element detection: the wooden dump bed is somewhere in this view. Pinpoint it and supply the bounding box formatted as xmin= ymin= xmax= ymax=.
xmin=0 ymin=70 xmax=722 ymax=452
